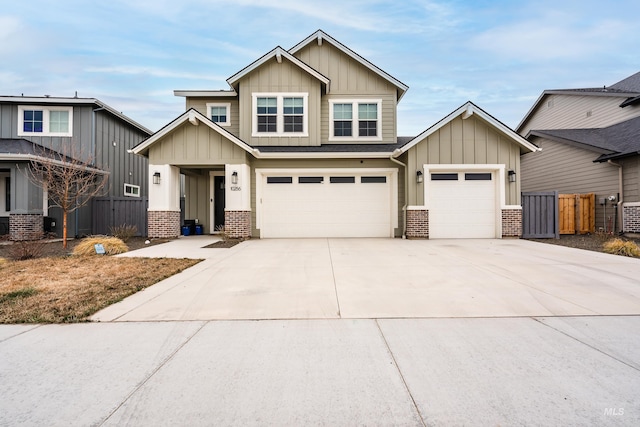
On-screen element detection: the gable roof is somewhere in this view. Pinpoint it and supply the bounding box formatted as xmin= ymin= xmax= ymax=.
xmin=289 ymin=30 xmax=409 ymax=101
xmin=226 ymin=46 xmax=330 ymax=93
xmin=131 ymin=109 xmax=256 ymax=157
xmin=0 ymin=96 xmax=152 ymax=135
xmin=394 ymin=101 xmax=539 ymax=157
xmin=529 ymin=116 xmax=640 ymax=162
xmin=516 ymin=71 xmax=640 ymax=132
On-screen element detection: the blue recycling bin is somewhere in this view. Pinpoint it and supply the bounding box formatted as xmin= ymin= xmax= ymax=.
xmin=181 ymin=225 xmax=190 ymax=236
xmin=195 ymin=224 xmax=203 ymax=235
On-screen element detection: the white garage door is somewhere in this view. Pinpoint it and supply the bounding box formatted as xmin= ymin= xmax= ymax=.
xmin=260 ymin=171 xmax=394 ymax=238
xmin=428 ymin=171 xmax=497 ymax=239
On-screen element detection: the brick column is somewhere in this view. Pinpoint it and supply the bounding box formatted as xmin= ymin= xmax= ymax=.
xmin=148 ymin=210 xmax=180 ymax=238
xmin=623 ymin=203 xmax=640 ymax=233
xmin=225 ymin=210 xmax=251 ymax=239
xmin=502 ymin=208 xmax=522 ymax=237
xmin=9 ymin=213 xmax=44 ymax=241
xmin=406 ymin=208 xmax=429 ymax=238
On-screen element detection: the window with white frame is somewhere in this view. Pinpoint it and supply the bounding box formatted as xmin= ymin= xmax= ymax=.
xmin=329 ymin=100 xmax=382 ymax=141
xmin=206 ymin=103 xmax=231 ymax=126
xmin=124 ymin=183 xmax=140 ymax=197
xmin=252 ymin=93 xmax=308 ymax=136
xmin=17 ymin=105 xmax=73 ymax=137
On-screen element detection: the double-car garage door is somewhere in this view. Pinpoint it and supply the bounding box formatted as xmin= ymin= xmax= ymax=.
xmin=259 ymin=170 xmax=395 ymax=238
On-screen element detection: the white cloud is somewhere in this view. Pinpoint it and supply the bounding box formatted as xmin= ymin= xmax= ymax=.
xmin=84 ymin=66 xmax=227 ymax=82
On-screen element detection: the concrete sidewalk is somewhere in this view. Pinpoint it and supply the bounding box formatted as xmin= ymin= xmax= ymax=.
xmin=1 ymin=317 xmax=638 ymax=426
xmin=94 ymin=238 xmax=640 ymax=321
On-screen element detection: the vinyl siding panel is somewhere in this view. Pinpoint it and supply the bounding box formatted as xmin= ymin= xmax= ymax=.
xmin=622 ymin=157 xmax=639 ymax=203
xmin=186 ymin=97 xmax=240 ymax=137
xmin=521 ymin=138 xmax=622 ymax=230
xmin=406 ymin=115 xmax=521 ymax=206
xmin=520 ymin=94 xmax=640 ymax=135
xmin=294 ymin=42 xmax=397 ymax=145
xmin=148 ymin=121 xmax=248 ymax=166
xmin=237 ymin=58 xmax=321 ymax=146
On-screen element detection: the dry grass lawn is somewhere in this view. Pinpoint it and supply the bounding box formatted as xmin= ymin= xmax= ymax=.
xmin=0 ymin=257 xmax=200 ymax=323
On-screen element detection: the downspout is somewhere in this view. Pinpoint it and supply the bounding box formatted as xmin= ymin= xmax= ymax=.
xmin=390 ymin=152 xmax=407 ymax=239
xmin=607 ymin=160 xmax=623 ymax=233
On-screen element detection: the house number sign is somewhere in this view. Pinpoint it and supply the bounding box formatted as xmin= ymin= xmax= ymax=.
xmin=230 ymin=186 xmax=241 ymax=191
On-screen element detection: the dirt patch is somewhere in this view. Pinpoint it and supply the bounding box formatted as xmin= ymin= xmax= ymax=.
xmin=527 ymin=233 xmax=640 ymax=255
xmin=0 ymin=256 xmax=199 ymax=323
xmin=203 ymin=239 xmax=246 ymax=249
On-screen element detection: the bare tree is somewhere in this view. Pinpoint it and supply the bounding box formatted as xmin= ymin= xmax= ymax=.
xmin=26 ymin=142 xmax=108 ymax=249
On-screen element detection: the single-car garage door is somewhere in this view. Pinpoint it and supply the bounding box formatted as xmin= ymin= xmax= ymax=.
xmin=259 ymin=170 xmax=395 ymax=238
xmin=428 ymin=171 xmax=497 ymax=238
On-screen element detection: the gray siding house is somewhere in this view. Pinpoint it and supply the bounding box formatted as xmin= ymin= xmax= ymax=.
xmin=518 ymin=72 xmax=640 ymax=233
xmin=133 ymin=30 xmax=537 ymax=240
xmin=0 ymin=96 xmax=152 ymax=239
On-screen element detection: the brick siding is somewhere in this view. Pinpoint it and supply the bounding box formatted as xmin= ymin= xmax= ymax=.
xmin=225 ymin=210 xmax=251 ymax=239
xmin=501 ymin=208 xmax=522 ymax=237
xmin=406 ymin=209 xmax=429 ymax=238
xmin=148 ymin=210 xmax=181 ymax=238
xmin=623 ymin=204 xmax=640 ymax=233
xmin=9 ymin=213 xmax=44 ymax=241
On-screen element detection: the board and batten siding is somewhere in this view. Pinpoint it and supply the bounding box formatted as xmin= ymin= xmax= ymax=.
xmin=183 ymin=172 xmax=210 ymax=233
xmin=520 ymin=138 xmax=622 ymax=230
xmin=519 ymin=94 xmax=640 ymax=135
xmin=405 ymin=115 xmax=522 ymax=206
xmin=293 ymin=42 xmax=398 ymax=145
xmin=148 ymin=121 xmax=248 ymax=166
xmin=186 ymin=98 xmax=240 ymax=137
xmin=237 ymin=58 xmax=321 ymax=147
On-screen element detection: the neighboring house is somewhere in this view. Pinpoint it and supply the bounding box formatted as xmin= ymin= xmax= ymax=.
xmin=518 ymin=72 xmax=640 ymax=233
xmin=0 ymin=96 xmax=152 ymax=239
xmin=132 ymin=30 xmax=537 ymax=240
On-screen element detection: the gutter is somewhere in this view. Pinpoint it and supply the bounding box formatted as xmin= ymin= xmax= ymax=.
xmin=389 ymin=149 xmax=407 ymax=238
xmin=607 ymin=160 xmax=624 ymax=233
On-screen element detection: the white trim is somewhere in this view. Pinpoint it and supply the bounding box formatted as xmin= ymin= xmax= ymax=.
xmin=124 ymin=183 xmax=141 ymax=197
xmin=407 ymin=205 xmax=427 ymax=210
xmin=255 ymin=151 xmax=393 ymax=159
xmin=252 ymin=93 xmax=309 ymax=137
xmin=289 ymin=30 xmax=408 ymax=100
xmin=328 ymin=99 xmax=383 ymax=142
xmin=396 ymin=102 xmax=539 ymax=156
xmin=423 ymin=164 xmax=505 ymax=238
xmin=623 ymin=202 xmax=640 ymax=207
xmin=17 ymin=105 xmax=73 ymax=137
xmin=255 ymin=167 xmax=398 ymax=237
xmin=227 ymin=47 xmax=330 ymax=93
xmin=0 ymin=172 xmax=10 ymax=216
xmin=503 ymin=205 xmax=522 ymax=210
xmin=206 ymin=102 xmax=231 ymax=127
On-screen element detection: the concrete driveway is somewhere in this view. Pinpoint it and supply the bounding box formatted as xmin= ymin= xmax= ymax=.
xmin=93 ymin=237 xmax=640 ymax=321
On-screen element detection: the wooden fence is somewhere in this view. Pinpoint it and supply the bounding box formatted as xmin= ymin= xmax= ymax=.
xmin=559 ymin=193 xmax=595 ymax=234
xmin=92 ymin=197 xmax=148 ymax=236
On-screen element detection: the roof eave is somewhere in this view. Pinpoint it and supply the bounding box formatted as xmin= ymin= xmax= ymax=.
xmin=173 ymin=90 xmax=238 ymax=98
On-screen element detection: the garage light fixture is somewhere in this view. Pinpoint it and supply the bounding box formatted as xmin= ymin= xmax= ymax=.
xmin=231 ymin=171 xmax=238 ymax=185
xmin=508 ymin=170 xmax=516 ymax=183
xmin=416 ymin=170 xmax=423 ymax=183
xmin=153 ymin=172 xmax=161 ymax=185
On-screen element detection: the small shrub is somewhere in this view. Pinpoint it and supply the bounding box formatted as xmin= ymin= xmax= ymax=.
xmin=7 ymin=240 xmax=46 ymax=261
xmin=603 ymin=238 xmax=640 ymax=257
xmin=214 ymin=224 xmax=228 ymax=241
xmin=72 ymin=236 xmax=129 ymax=256
xmin=110 ymin=224 xmax=138 ymax=243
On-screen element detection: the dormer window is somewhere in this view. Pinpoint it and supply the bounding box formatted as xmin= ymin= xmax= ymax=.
xmin=252 ymin=93 xmax=308 ymax=137
xmin=18 ymin=105 xmax=73 ymax=137
xmin=206 ymin=103 xmax=231 ymax=126
xmin=329 ymin=100 xmax=382 ymax=142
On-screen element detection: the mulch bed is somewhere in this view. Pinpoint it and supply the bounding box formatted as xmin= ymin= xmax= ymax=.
xmin=527 ymin=233 xmax=640 ymax=254
xmin=203 ymin=239 xmax=245 ymax=249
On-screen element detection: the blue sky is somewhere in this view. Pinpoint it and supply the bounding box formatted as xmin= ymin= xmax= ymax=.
xmin=1 ymin=0 xmax=638 ymax=135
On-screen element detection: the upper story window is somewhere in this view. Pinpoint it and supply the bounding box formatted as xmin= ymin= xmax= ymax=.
xmin=18 ymin=105 xmax=73 ymax=137
xmin=252 ymin=93 xmax=308 ymax=137
xmin=206 ymin=103 xmax=231 ymax=126
xmin=329 ymin=100 xmax=382 ymax=142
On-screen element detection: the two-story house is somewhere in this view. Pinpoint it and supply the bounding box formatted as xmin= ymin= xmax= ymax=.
xmin=0 ymin=96 xmax=152 ymax=240
xmin=133 ymin=30 xmax=537 ymax=240
xmin=518 ymin=71 xmax=640 ymax=234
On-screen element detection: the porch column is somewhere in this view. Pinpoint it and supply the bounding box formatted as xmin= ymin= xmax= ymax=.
xmin=147 ymin=164 xmax=181 ymax=238
xmin=224 ymin=164 xmax=251 ymax=239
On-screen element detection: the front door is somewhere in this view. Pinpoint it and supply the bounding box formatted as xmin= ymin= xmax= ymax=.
xmin=214 ymin=176 xmax=225 ymax=230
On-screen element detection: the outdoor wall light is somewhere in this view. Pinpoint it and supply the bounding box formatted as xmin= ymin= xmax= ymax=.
xmin=416 ymin=170 xmax=423 ymax=184
xmin=508 ymin=169 xmax=516 ymax=183
xmin=231 ymin=171 xmax=238 ymax=185
xmin=153 ymin=172 xmax=161 ymax=185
